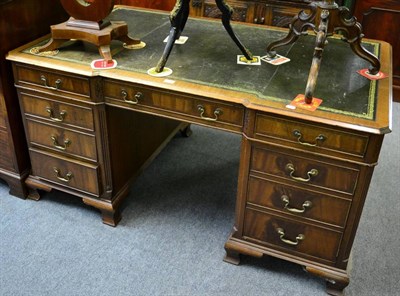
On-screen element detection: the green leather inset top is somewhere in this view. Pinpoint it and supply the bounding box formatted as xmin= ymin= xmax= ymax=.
xmin=25 ymin=7 xmax=380 ymax=119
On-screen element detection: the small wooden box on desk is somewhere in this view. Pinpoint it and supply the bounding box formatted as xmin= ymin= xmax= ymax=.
xmin=7 ymin=7 xmax=392 ymax=295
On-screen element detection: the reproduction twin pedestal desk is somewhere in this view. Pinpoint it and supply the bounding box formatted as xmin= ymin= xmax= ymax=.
xmin=7 ymin=7 xmax=392 ymax=296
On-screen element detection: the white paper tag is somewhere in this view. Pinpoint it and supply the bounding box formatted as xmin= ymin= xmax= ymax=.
xmin=261 ymin=54 xmax=291 ymax=65
xmin=163 ymin=36 xmax=189 ymax=44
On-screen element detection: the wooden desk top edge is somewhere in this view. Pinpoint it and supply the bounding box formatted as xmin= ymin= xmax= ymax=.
xmin=6 ymin=29 xmax=393 ymax=136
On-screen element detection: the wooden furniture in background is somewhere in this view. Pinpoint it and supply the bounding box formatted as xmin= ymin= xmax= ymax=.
xmin=188 ymin=0 xmax=344 ymax=27
xmin=117 ymin=0 xmax=346 ymax=27
xmin=115 ymin=0 xmax=175 ymax=11
xmin=0 ymin=0 xmax=68 ymax=197
xmin=7 ymin=8 xmax=392 ymax=295
xmin=353 ymin=0 xmax=400 ymax=102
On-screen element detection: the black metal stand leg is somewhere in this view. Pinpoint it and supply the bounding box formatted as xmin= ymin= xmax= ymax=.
xmin=155 ymin=0 xmax=190 ymax=73
xmin=266 ymin=4 xmax=318 ymax=58
xmin=335 ymin=6 xmax=380 ymax=74
xmin=216 ymin=0 xmax=253 ymax=60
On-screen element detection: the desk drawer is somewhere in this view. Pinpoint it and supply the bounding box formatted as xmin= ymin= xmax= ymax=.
xmin=26 ymin=120 xmax=97 ymax=161
xmin=15 ymin=64 xmax=90 ymax=98
xmin=243 ymin=209 xmax=342 ymax=262
xmin=254 ymin=113 xmax=369 ymax=158
xmin=30 ymin=149 xmax=100 ymax=196
xmin=103 ymin=80 xmax=244 ymax=130
xmin=20 ymin=92 xmax=94 ymax=131
xmin=250 ymin=146 xmax=359 ymax=195
xmin=247 ymin=176 xmax=351 ymax=227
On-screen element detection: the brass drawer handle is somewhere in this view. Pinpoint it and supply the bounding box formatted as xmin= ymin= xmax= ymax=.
xmin=281 ymin=195 xmax=312 ymax=214
xmin=53 ymin=167 xmax=73 ymax=183
xmin=40 ymin=75 xmax=62 ymax=90
xmin=286 ymin=163 xmax=318 ymax=182
xmin=121 ymin=89 xmax=142 ymax=104
xmin=277 ymin=228 xmax=305 ymax=246
xmin=197 ymin=105 xmax=223 ymax=122
xmin=51 ymin=135 xmax=71 ymax=151
xmin=46 ymin=107 xmax=67 ymax=122
xmin=293 ymin=130 xmax=326 ymax=147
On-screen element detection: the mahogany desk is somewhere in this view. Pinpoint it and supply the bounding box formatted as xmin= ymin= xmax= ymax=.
xmin=7 ymin=7 xmax=392 ymax=295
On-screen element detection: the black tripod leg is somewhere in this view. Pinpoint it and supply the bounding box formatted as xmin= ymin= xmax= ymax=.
xmin=155 ymin=0 xmax=190 ymax=73
xmin=266 ymin=4 xmax=317 ymax=58
xmin=216 ymin=0 xmax=253 ymax=60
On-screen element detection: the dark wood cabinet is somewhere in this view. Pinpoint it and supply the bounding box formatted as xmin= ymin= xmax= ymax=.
xmin=353 ymin=0 xmax=400 ymax=102
xmin=0 ymin=0 xmax=68 ymax=197
xmin=189 ymin=0 xmax=344 ymax=27
xmin=117 ymin=0 xmax=345 ymax=28
xmin=192 ymin=0 xmax=306 ymax=27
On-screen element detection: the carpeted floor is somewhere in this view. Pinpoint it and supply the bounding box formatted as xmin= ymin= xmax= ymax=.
xmin=1 ymin=103 xmax=399 ymax=296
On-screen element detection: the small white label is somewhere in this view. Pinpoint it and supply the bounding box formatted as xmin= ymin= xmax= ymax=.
xmin=286 ymin=104 xmax=296 ymax=110
xmin=163 ymin=79 xmax=175 ymax=84
xmin=163 ymin=36 xmax=189 ymax=44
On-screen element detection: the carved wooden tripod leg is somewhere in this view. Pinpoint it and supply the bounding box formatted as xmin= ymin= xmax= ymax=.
xmin=155 ymin=0 xmax=190 ymax=73
xmin=335 ymin=7 xmax=380 ymax=75
xmin=349 ymin=40 xmax=380 ymax=74
xmin=266 ymin=4 xmax=318 ymax=58
xmin=37 ymin=38 xmax=69 ymax=53
xmin=98 ymin=45 xmax=112 ymax=61
xmin=216 ymin=0 xmax=253 ymax=60
xmin=117 ymin=34 xmax=141 ymax=46
xmin=304 ymin=10 xmax=329 ymax=104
